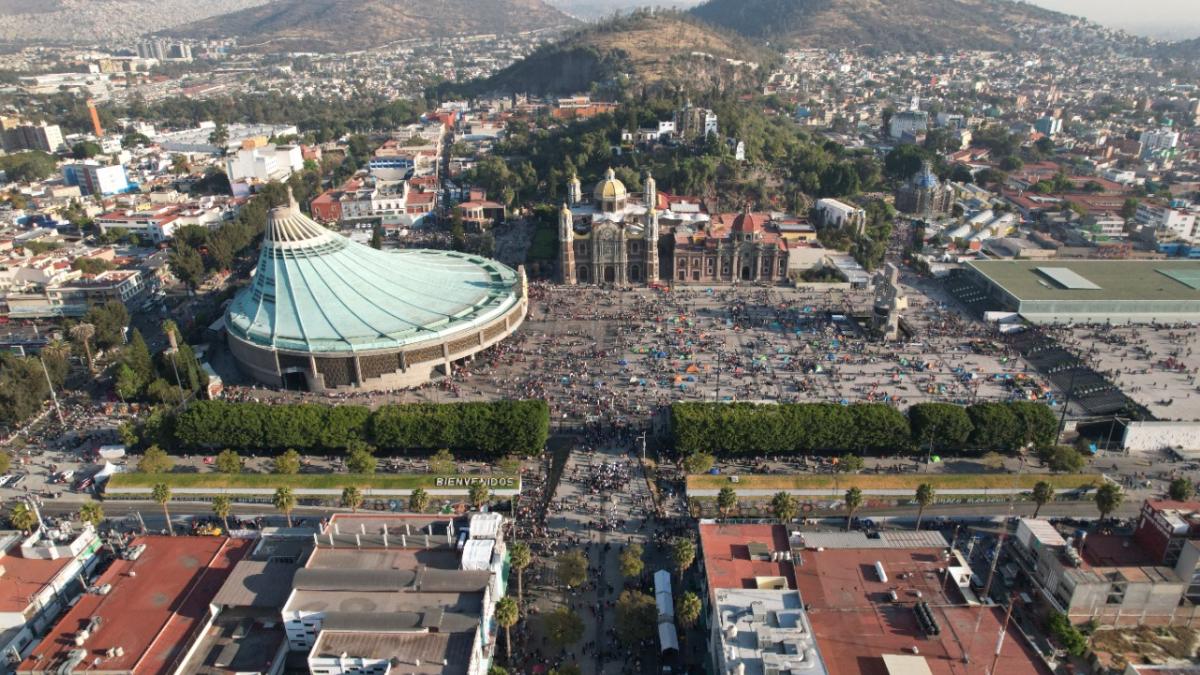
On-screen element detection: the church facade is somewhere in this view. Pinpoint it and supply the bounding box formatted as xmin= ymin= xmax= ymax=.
xmin=669 ymin=209 xmax=789 ymax=284
xmin=558 ymin=169 xmax=791 ymax=286
xmin=559 ymin=168 xmax=660 ymax=285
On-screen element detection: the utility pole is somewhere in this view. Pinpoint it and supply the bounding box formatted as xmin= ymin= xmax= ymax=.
xmin=989 ymin=595 xmax=1018 ymax=675
xmin=38 ymin=357 xmax=64 ymax=425
xmin=1056 ymin=367 xmax=1079 ymax=445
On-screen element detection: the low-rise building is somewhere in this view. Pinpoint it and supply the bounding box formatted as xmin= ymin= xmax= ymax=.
xmin=815 ymin=198 xmax=866 ymax=232
xmin=281 ymin=514 xmax=505 ymax=675
xmin=1012 ymin=515 xmax=1200 ymax=626
xmin=1136 ymin=202 xmax=1197 ymax=242
xmin=18 ymin=536 xmax=251 ymax=675
xmin=4 ymin=269 xmax=144 ymax=318
xmin=95 ymin=208 xmax=181 ymax=243
xmin=710 ymin=588 xmax=824 ymax=675
xmin=225 ymin=144 xmax=304 ymax=186
xmin=0 ymin=524 xmax=103 ymax=664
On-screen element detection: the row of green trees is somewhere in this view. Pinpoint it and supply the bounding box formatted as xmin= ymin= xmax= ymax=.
xmin=165 ymin=400 xmax=550 ymax=457
xmin=671 ymin=400 xmax=1058 ymax=455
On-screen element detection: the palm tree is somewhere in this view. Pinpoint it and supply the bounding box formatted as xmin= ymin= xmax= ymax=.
xmin=495 ymin=596 xmax=519 ymax=662
xmin=844 ymin=487 xmax=864 ymax=531
xmin=212 ymin=495 xmax=232 ymax=533
xmin=151 ymin=483 xmax=173 ymax=536
xmin=468 ymin=482 xmax=489 ymax=510
xmin=770 ymin=491 xmax=797 ymax=524
xmin=273 ymin=487 xmax=296 ymax=528
xmin=675 ymin=591 xmax=702 ymax=630
xmin=8 ymin=503 xmax=37 ymax=533
xmin=914 ymin=483 xmax=935 ymax=530
xmin=409 ymin=487 xmax=430 ymax=513
xmin=671 ymin=537 xmax=696 ymax=578
xmin=69 ymin=323 xmax=95 ymax=373
xmin=341 ymin=486 xmax=363 ymax=512
xmin=508 ymin=541 xmax=531 ymax=606
xmin=1032 ymin=481 xmax=1054 ymax=518
xmin=79 ymin=501 xmax=104 ymax=527
xmin=717 ymin=486 xmax=737 ymax=519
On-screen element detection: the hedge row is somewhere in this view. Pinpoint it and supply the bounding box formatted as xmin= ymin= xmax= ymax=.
xmin=167 ymin=400 xmax=550 ymax=457
xmin=671 ymin=401 xmax=1057 ymax=456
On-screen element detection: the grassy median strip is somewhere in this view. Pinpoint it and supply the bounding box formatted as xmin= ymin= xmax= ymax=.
xmin=107 ymin=473 xmax=520 ymax=491
xmin=686 ymin=473 xmax=1102 ymax=492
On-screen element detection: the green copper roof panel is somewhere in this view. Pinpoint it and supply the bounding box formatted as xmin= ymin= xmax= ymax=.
xmin=226 ymin=200 xmax=520 ymax=354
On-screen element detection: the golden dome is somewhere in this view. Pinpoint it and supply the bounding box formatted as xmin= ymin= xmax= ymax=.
xmin=594 ymin=167 xmax=627 ymax=202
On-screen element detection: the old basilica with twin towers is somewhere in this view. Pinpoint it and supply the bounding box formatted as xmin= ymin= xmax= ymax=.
xmin=557 ymin=169 xmax=789 ymax=286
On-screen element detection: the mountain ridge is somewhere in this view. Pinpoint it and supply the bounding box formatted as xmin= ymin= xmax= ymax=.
xmin=432 ymin=11 xmax=769 ymax=98
xmin=171 ymin=0 xmax=575 ymax=52
xmin=688 ymin=0 xmax=1077 ymax=52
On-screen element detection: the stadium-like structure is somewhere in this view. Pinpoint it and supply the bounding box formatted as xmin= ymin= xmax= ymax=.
xmin=225 ymin=194 xmax=527 ymax=391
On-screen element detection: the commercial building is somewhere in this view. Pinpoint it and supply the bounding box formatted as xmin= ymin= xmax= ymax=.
xmin=793 ymin=530 xmax=1049 ymax=675
xmin=698 ymin=523 xmax=825 ymax=675
xmin=710 ymin=589 xmax=823 ymax=675
xmin=178 ymin=533 xmax=307 ymax=674
xmin=696 ymin=522 xmax=1049 ymax=675
xmin=962 ymin=260 xmax=1200 ymax=323
xmin=18 ymin=536 xmax=251 ymax=675
xmin=61 ymin=162 xmax=132 ymax=197
xmin=283 ymin=514 xmax=506 ymax=675
xmin=0 ymin=524 xmax=103 ymax=664
xmin=225 ymin=193 xmax=526 ymax=391
xmin=1011 ymin=515 xmax=1200 ymax=627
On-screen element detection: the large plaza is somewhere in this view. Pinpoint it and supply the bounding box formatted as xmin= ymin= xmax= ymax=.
xmin=226 ymin=275 xmax=1056 ymax=427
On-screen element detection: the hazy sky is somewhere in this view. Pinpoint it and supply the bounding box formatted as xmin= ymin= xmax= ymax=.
xmin=1024 ymin=0 xmax=1200 ymax=39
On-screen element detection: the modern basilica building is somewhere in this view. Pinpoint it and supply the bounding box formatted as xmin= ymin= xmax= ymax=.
xmin=225 ymin=193 xmax=527 ymax=391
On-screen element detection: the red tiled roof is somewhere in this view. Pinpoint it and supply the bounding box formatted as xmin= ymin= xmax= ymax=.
xmin=20 ymin=536 xmax=250 ymax=675
xmin=699 ymin=523 xmax=796 ymax=592
xmin=732 ymin=210 xmax=767 ymax=234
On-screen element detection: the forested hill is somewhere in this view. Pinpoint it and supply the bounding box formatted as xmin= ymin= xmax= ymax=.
xmin=432 ymin=11 xmax=771 ymax=98
xmin=689 ymin=0 xmax=1074 ymax=52
xmin=171 ymin=0 xmax=575 ymax=52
